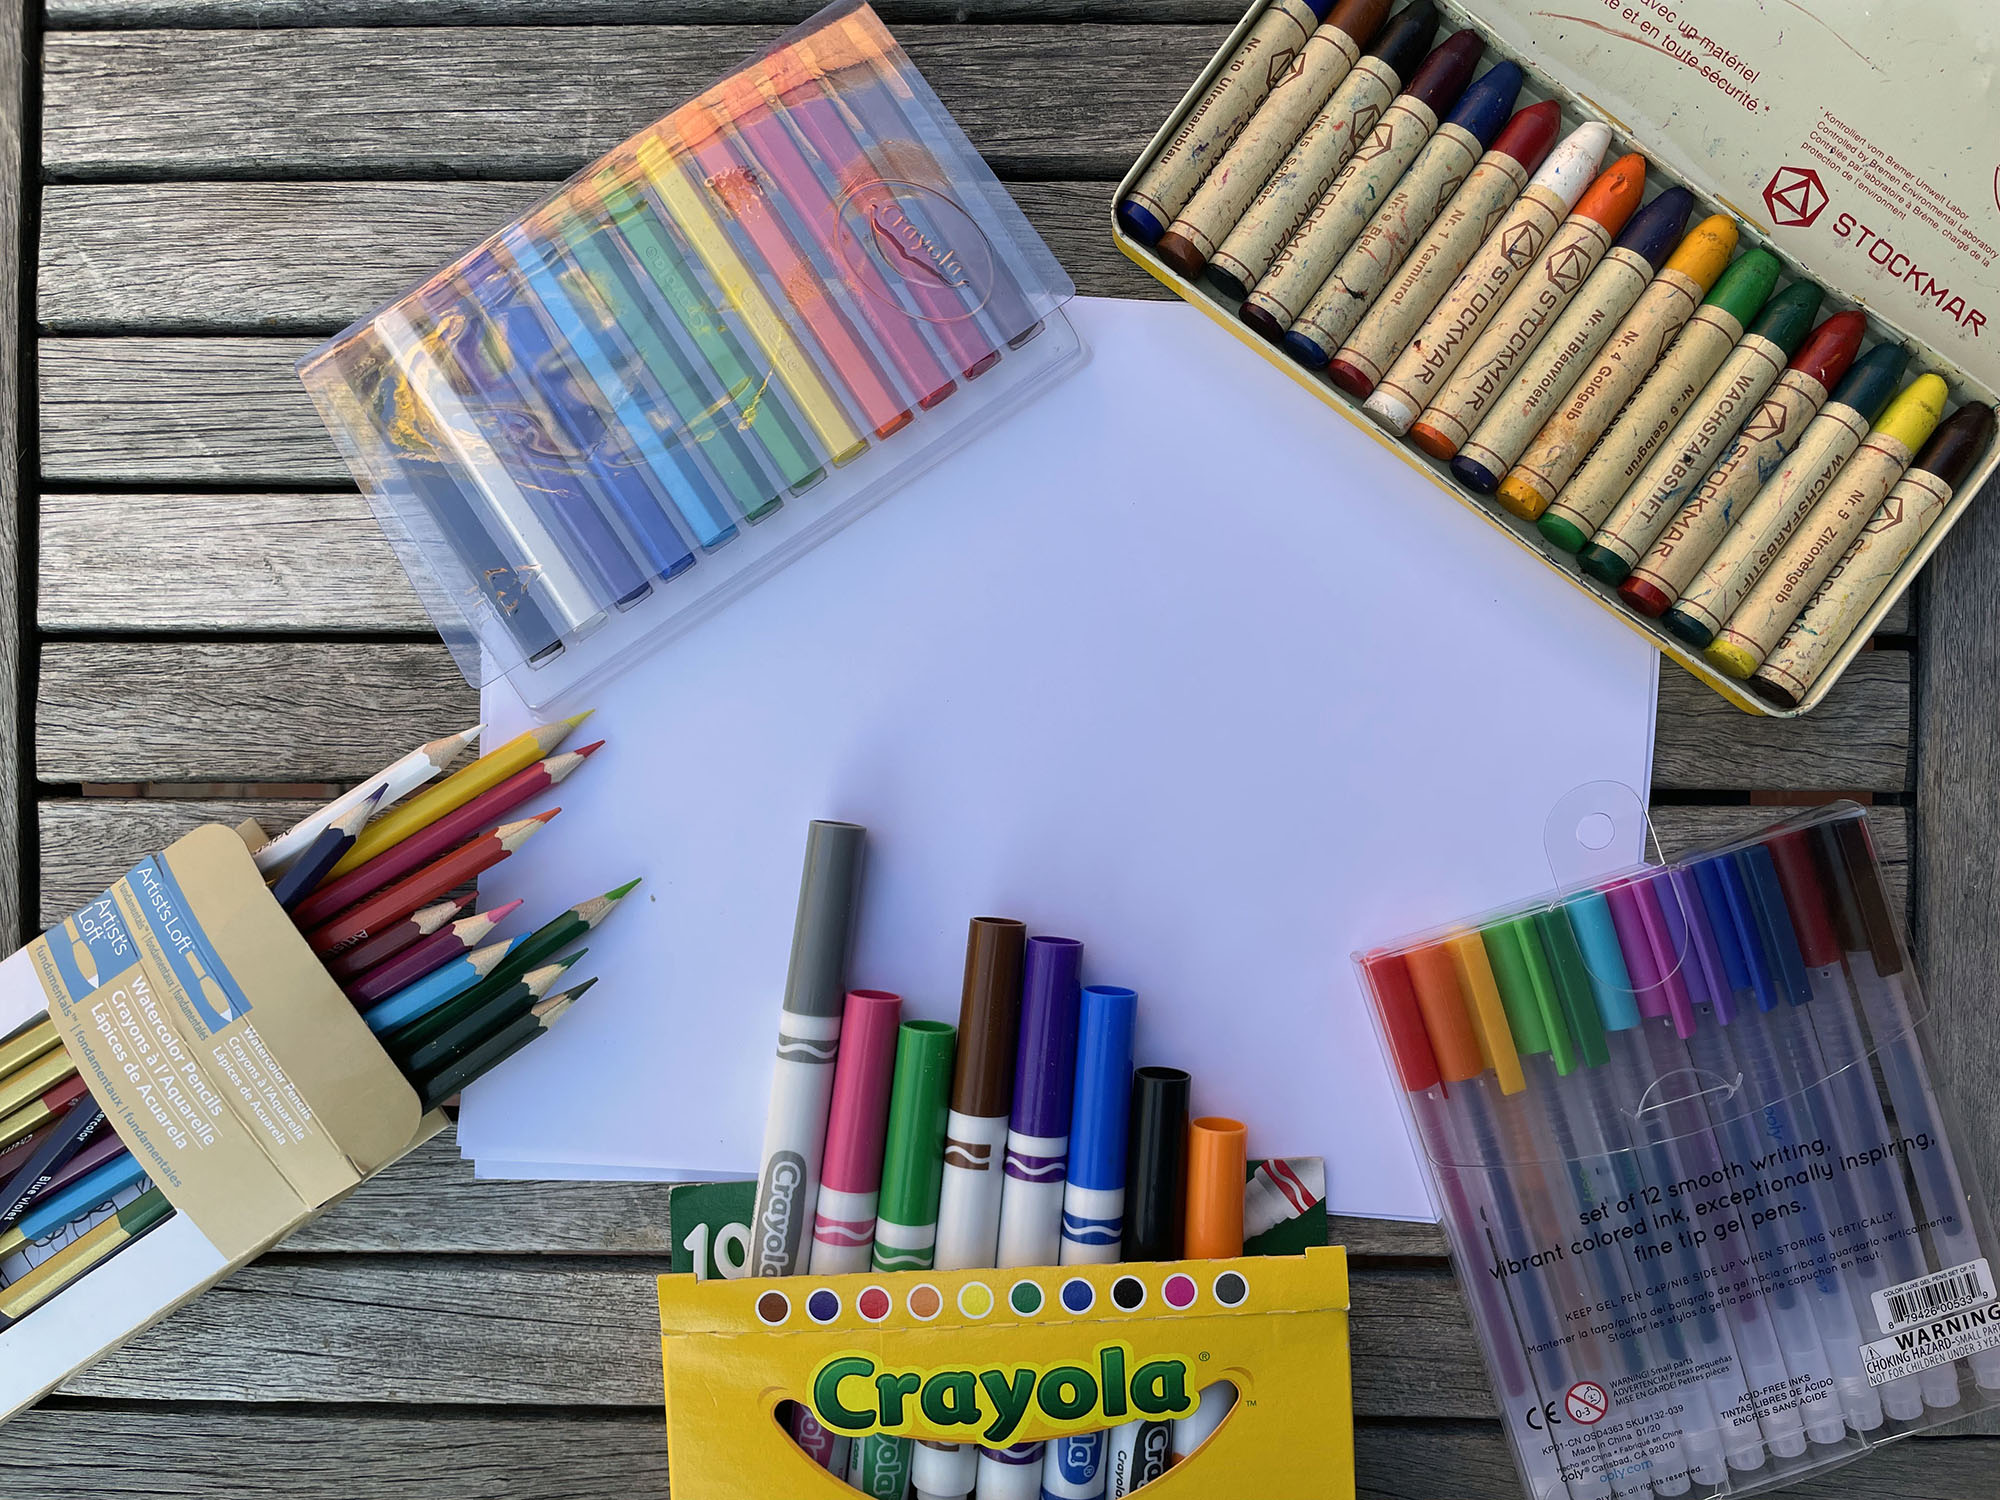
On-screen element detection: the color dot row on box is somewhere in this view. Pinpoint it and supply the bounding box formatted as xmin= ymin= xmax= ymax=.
xmin=752 ymin=1269 xmax=1250 ymax=1328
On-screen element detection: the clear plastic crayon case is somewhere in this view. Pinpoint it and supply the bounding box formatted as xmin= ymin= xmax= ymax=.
xmin=300 ymin=0 xmax=1082 ymax=710
xmin=1354 ymin=791 xmax=2000 ymax=1498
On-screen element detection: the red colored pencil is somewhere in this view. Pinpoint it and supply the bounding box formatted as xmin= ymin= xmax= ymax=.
xmin=292 ymin=745 xmax=601 ymax=930
xmin=320 ymin=894 xmax=472 ymax=983
xmin=344 ymin=899 xmax=524 ymax=1006
xmin=309 ymin=813 xmax=556 ymax=959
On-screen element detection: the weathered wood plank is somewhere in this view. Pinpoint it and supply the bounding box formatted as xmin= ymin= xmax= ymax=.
xmin=36 ymin=181 xmax=1159 ymax=335
xmin=0 ymin=0 xmax=24 ymax=948
xmin=32 ymin=640 xmax=1912 ymax=790
xmin=47 ymin=0 xmax=1251 ymax=27
xmin=42 ymin=26 xmax=1222 ymax=180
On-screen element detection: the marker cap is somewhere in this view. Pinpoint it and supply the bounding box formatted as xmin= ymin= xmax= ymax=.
xmin=1736 ymin=846 xmax=1814 ymax=1005
xmin=1326 ymin=0 xmax=1394 ymax=46
xmin=1573 ymin=154 xmax=1648 ymax=235
xmin=1565 ymin=891 xmax=1640 ymax=1031
xmin=1911 ymin=402 xmax=1997 ymax=487
xmin=1404 ymin=29 xmax=1486 ymax=116
xmin=1788 ymin=309 xmax=1867 ymax=388
xmin=1488 ymin=98 xmax=1562 ymax=172
xmin=1670 ymin=867 xmax=1734 ymax=1026
xmin=783 ymin=820 xmax=865 ymax=1019
xmin=821 ymin=989 xmax=904 ymax=1194
xmin=1534 ymin=910 xmax=1608 ymax=1067
xmin=1703 ymin=247 xmax=1782 ymax=328
xmin=1404 ymin=943 xmax=1485 ymax=1083
xmin=1123 ymin=1067 xmax=1192 ymax=1261
xmin=1874 ymin=372 xmax=1949 ymax=451
xmin=1446 ymin=932 xmax=1524 ymax=1093
xmin=952 ymin=917 xmax=1026 ymax=1117
xmin=1829 ymin=816 xmax=1908 ymax=977
xmin=1828 ymin=342 xmax=1912 ymax=426
xmin=1443 ymin=60 xmax=1524 ymax=144
xmin=1661 ymin=212 xmax=1739 ymax=290
xmin=877 ymin=1020 xmax=958 ymax=1229
xmin=1363 ymin=950 xmax=1443 ymax=1092
xmin=1367 ymin=1 xmax=1440 ymax=79
xmin=1068 ymin=986 xmax=1137 ymax=1192
xmin=1746 ymin=279 xmax=1824 ymax=357
xmin=1185 ymin=1116 xmax=1249 ymax=1260
xmin=1612 ymin=184 xmax=1694 ymax=269
xmin=1012 ymin=935 xmax=1083 ymax=1138
xmin=1765 ymin=832 xmax=1843 ymax=968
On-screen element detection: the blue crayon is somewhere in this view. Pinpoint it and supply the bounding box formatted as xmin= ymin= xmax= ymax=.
xmin=363 ymin=937 xmax=526 ymax=1036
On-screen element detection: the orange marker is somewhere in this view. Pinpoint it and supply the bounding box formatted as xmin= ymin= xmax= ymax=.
xmin=1172 ymin=1114 xmax=1250 ymax=1462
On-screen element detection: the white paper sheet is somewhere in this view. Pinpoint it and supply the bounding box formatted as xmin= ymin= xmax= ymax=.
xmin=457 ymin=296 xmax=1658 ymax=1221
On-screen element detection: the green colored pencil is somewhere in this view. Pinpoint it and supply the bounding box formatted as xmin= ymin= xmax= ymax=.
xmin=415 ymin=982 xmax=592 ymax=1110
xmin=388 ymin=956 xmax=579 ymax=1067
xmin=407 ymin=971 xmax=596 ymax=1077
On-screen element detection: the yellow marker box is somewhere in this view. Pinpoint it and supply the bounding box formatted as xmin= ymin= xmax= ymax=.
xmin=657 ymin=1246 xmax=1353 ymax=1498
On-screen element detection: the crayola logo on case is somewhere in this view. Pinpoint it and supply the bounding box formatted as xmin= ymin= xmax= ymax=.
xmin=835 ymin=179 xmax=996 ymax=320
xmin=754 ymin=1149 xmax=809 ymax=1276
xmin=808 ymin=1342 xmax=1198 ymax=1444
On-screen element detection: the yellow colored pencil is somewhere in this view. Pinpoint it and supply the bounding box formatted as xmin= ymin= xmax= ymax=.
xmin=0 ymin=1189 xmax=173 ymax=1325
xmin=0 ymin=1050 xmax=77 ymax=1122
xmin=0 ymin=1078 xmax=86 ymax=1152
xmin=325 ymin=714 xmax=590 ymax=879
xmin=0 ymin=1019 xmax=62 ymax=1080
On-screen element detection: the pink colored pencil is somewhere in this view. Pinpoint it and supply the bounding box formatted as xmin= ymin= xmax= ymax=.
xmin=291 ymin=744 xmax=602 ymax=930
xmin=343 ymin=900 xmax=524 ymax=1006
xmin=317 ymin=894 xmax=472 ymax=981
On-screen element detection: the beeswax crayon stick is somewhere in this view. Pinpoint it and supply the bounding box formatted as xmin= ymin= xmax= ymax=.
xmin=1319 ymin=99 xmax=1557 ymax=388
xmin=749 ymin=820 xmax=864 ymax=1280
xmin=977 ymin=936 xmax=1082 ymax=1500
xmin=809 ymin=990 xmax=904 ymax=1273
xmin=1200 ymin=2 xmax=1438 ymax=298
xmin=1360 ymin=121 xmax=1610 ymax=433
xmin=326 ymin=895 xmax=473 ymax=986
xmin=1496 ymin=213 xmax=1738 ymax=520
xmin=1449 ymin=186 xmax=1693 ymax=491
xmin=0 ymin=1076 xmax=89 ymax=1152
xmin=1755 ymin=403 xmax=1996 ymax=706
xmin=345 ymin=900 xmax=523 ymax=1007
xmin=587 ymin=172 xmax=827 ymax=489
xmin=362 ymin=936 xmax=524 ymax=1036
xmin=415 ymin=979 xmax=590 ymax=1111
xmin=1707 ymin=374 xmax=1947 ymax=676
xmin=1104 ymin=1067 xmax=1192 ymax=1497
xmin=1239 ymin=28 xmax=1483 ymax=337
xmin=270 ymin=786 xmax=383 ymax=913
xmin=254 ymin=725 xmax=480 ymax=878
xmin=1579 ymin=280 xmax=1822 ymax=583
xmin=1663 ymin=342 xmax=1909 ymax=645
xmin=0 ymin=1020 xmax=60 ymax=1083
xmin=298 ymin=745 xmax=598 ymax=931
xmin=633 ymin=131 xmax=869 ymax=462
xmin=308 ymin=813 xmax=555 ymax=957
xmin=1407 ymin=153 xmax=1646 ymax=458
xmin=0 ymin=1188 xmax=172 ymax=1328
xmin=851 ymin=1019 xmax=957 ymax=1498
xmin=1283 ymin=62 xmax=1521 ymax=364
xmin=1153 ymin=0 xmax=1389 ymax=274
xmin=1117 ymin=0 xmax=1346 ymax=244
xmin=1539 ymin=249 xmax=1782 ymax=548
xmin=1621 ymin=311 xmax=1866 ymax=616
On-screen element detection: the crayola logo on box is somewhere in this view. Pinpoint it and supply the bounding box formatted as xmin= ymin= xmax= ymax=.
xmin=809 ymin=1341 xmax=1198 ymax=1444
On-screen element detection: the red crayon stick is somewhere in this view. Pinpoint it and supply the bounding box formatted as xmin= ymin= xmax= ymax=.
xmin=309 ymin=813 xmax=556 ymax=958
xmin=321 ymin=894 xmax=475 ymax=982
xmin=344 ymin=899 xmax=525 ymax=1006
xmin=291 ymin=745 xmax=600 ymax=931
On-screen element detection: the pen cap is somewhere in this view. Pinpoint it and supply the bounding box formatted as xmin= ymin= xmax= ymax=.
xmin=1184 ymin=1116 xmax=1248 ymax=1260
xmin=1480 ymin=922 xmax=1549 ymax=1057
xmin=952 ymin=917 xmax=1026 ymax=1117
xmin=1443 ymin=59 xmax=1523 ymax=144
xmin=1504 ymin=916 xmax=1575 ymax=1073
xmin=1362 ymin=950 xmax=1443 ymax=1093
xmin=1534 ymin=910 xmax=1608 ymax=1068
xmin=1068 ymin=986 xmax=1137 ymax=1193
xmin=1404 ymin=944 xmax=1484 ymax=1084
xmin=1764 ymin=832 xmax=1843 ymax=968
xmin=1806 ymin=822 xmax=1870 ymax=958
xmin=1637 ymin=874 xmax=1699 ymax=1038
xmin=1012 ymin=935 xmax=1083 ymax=1137
xmin=1567 ymin=891 xmax=1640 ymax=1031
xmin=821 ymin=989 xmax=903 ymax=1195
xmin=1670 ymin=867 xmax=1735 ymax=1025
xmin=1735 ymin=847 xmax=1814 ymax=1005
xmin=877 ymin=1020 xmax=958 ymax=1229
xmin=783 ymin=821 xmax=865 ymax=1019
xmin=1445 ymin=934 xmax=1525 ymax=1094
xmin=1123 ymin=1067 xmax=1191 ymax=1261
xmin=1831 ymin=816 xmax=1907 ymax=977
xmin=1709 ymin=854 xmax=1780 ymax=1011
xmin=1604 ymin=880 xmax=1668 ymax=1021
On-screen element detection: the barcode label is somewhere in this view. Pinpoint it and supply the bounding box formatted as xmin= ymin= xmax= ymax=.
xmin=1873 ymin=1259 xmax=1995 ymax=1334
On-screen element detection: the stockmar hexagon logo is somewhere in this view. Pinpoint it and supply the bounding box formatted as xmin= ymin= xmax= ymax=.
xmin=1764 ymin=166 xmax=1829 ymax=229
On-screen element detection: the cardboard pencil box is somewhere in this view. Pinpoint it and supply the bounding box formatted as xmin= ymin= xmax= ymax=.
xmin=1113 ymin=0 xmax=2000 ymax=716
xmin=0 ymin=822 xmax=444 ymax=1421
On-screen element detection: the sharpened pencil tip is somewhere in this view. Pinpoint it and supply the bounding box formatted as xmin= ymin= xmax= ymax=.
xmin=485 ymin=898 xmax=525 ymax=921
xmin=574 ymin=739 xmax=606 ymax=758
xmin=555 ymin=948 xmax=587 ymax=969
xmin=604 ymin=877 xmax=642 ymax=900
xmin=534 ymin=808 xmax=561 ymax=822
xmin=560 ymin=709 xmax=595 ymax=730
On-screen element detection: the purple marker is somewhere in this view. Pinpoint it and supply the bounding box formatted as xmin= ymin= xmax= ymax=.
xmin=994 ymin=936 xmax=1083 ymax=1268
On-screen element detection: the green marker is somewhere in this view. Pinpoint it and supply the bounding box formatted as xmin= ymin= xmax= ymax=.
xmin=1481 ymin=920 xmax=1550 ymax=1059
xmin=1534 ymin=907 xmax=1609 ymax=1070
xmin=1491 ymin=915 xmax=1576 ymax=1075
xmin=850 ymin=1019 xmax=956 ymax=1495
xmin=1577 ymin=278 xmax=1823 ymax=582
xmin=1539 ymin=248 xmax=1784 ymax=552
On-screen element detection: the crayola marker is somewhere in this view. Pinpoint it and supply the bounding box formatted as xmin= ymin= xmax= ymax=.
xmin=1495 ymin=213 xmax=1739 ymax=522
xmin=1755 ymin=403 xmax=1996 ymax=707
xmin=1118 ymin=0 xmax=1349 ymax=244
xmin=1200 ymin=1 xmax=1440 ymax=298
xmin=1150 ymin=0 xmax=1390 ymax=274
xmin=1168 ymin=1114 xmax=1248 ymax=1468
xmin=1536 ymin=248 xmax=1781 ymax=549
xmin=1406 ymin=153 xmax=1647 ymax=459
xmin=1619 ymin=311 xmax=1867 ymax=617
xmin=1662 ymin=342 xmax=1910 ymax=646
xmin=1282 ymin=62 xmax=1523 ymax=365
xmin=1359 ymin=119 xmax=1611 ymax=434
xmin=1041 ymin=985 xmax=1137 ymax=1500
xmin=1238 ymin=28 xmax=1484 ymax=338
xmin=1578 ymin=280 xmax=1823 ymax=583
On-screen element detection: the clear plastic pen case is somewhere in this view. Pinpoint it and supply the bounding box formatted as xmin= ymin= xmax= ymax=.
xmin=300 ymin=0 xmax=1082 ymax=710
xmin=1355 ymin=802 xmax=2000 ymax=1499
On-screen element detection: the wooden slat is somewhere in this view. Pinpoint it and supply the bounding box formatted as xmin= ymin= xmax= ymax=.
xmin=0 ymin=0 xmax=23 ymax=948
xmin=47 ymin=0 xmax=1253 ymax=27
xmin=42 ymin=26 xmax=1223 ymax=179
xmin=36 ymin=180 xmax=1161 ymax=334
xmin=32 ymin=640 xmax=1914 ymax=791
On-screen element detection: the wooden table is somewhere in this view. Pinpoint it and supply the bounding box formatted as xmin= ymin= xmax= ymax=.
xmin=3 ymin=0 xmax=1999 ymax=1492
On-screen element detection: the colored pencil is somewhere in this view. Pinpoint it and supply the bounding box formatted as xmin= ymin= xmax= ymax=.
xmin=414 ymin=981 xmax=591 ymax=1111
xmin=364 ymin=936 xmax=525 ymax=1036
xmin=0 ymin=1050 xmax=78 ymax=1122
xmin=403 ymin=966 xmax=591 ymax=1077
xmin=38 ymin=1131 xmax=129 ymax=1199
xmin=0 ymin=1189 xmax=173 ymax=1327
xmin=0 ymin=1076 xmax=89 ymax=1151
xmin=344 ymin=900 xmax=523 ymax=1006
xmin=0 ymin=1151 xmax=149 ymax=1260
xmin=254 ymin=724 xmax=481 ymax=877
xmin=384 ymin=953 xmax=583 ymax=1065
xmin=0 ymin=1019 xmax=61 ymax=1081
xmin=0 ymin=1106 xmax=108 ymax=1226
xmin=271 ymin=786 xmax=384 ymax=912
xmin=309 ymin=813 xmax=556 ymax=958
xmin=322 ymin=895 xmax=472 ymax=983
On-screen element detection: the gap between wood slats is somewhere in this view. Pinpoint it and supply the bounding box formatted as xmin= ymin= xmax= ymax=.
xmin=40 ymin=26 xmax=1227 ymax=180
xmin=47 ymin=0 xmax=1256 ymax=27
